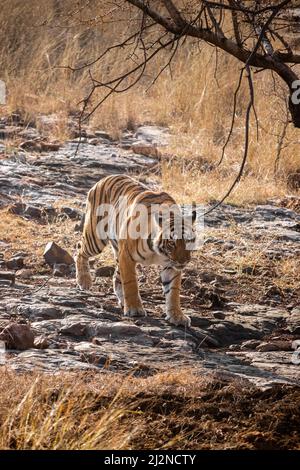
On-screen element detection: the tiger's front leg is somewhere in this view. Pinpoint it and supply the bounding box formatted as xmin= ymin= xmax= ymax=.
xmin=161 ymin=267 xmax=191 ymax=327
xmin=119 ymin=247 xmax=146 ymax=317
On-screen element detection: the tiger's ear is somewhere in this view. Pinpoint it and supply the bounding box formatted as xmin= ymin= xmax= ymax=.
xmin=192 ymin=201 xmax=197 ymax=224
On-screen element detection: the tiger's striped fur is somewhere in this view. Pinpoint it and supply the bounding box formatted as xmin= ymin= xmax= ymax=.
xmin=75 ymin=174 xmax=196 ymax=326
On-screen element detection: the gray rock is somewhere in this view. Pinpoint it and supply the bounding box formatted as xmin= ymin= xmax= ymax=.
xmin=95 ymin=266 xmax=115 ymax=277
xmin=6 ymin=256 xmax=24 ymax=270
xmin=60 ymin=206 xmax=83 ymax=220
xmin=131 ymin=141 xmax=160 ymax=158
xmin=53 ymin=263 xmax=74 ymax=277
xmin=10 ymin=349 xmax=97 ymax=372
xmin=18 ymin=129 xmax=40 ymax=140
xmin=0 ymin=270 xmax=15 ymax=285
xmin=74 ymin=342 xmax=111 ymax=365
xmin=0 ymin=126 xmax=22 ymax=139
xmin=34 ymin=335 xmax=50 ymax=349
xmin=60 ymin=318 xmax=90 ymax=337
xmin=240 ymin=339 xmax=261 ymax=350
xmin=257 ymin=341 xmax=292 ymax=352
xmin=52 ymin=297 xmax=86 ymax=308
xmin=287 ymin=308 xmax=300 ymax=334
xmin=18 ymin=304 xmax=63 ymax=320
xmin=0 ymin=323 xmax=34 ymax=350
xmin=31 ymin=319 xmax=62 ymax=335
xmin=135 ymin=125 xmax=169 ymax=145
xmin=94 ymin=130 xmax=112 ymax=140
xmin=91 ymin=321 xmax=143 ymax=338
xmin=212 ymin=311 xmax=226 ymax=319
xmin=43 ymin=241 xmax=74 ymax=266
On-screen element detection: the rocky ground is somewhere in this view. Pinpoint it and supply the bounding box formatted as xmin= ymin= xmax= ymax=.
xmin=0 ymin=118 xmax=300 ymax=389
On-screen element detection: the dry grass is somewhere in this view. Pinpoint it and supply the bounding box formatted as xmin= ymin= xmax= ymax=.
xmin=0 ymin=209 xmax=78 ymax=269
xmin=0 ymin=1 xmax=299 ymax=205
xmin=0 ymin=368 xmax=299 ymax=450
xmin=160 ymin=162 xmax=291 ymax=205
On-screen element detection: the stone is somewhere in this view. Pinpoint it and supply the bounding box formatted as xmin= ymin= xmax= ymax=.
xmin=212 ymin=311 xmax=226 ymax=319
xmin=256 ymin=342 xmax=283 ymax=352
xmin=18 ymin=304 xmax=63 ymax=320
xmin=19 ymin=140 xmax=42 ymax=152
xmin=53 ymin=263 xmax=73 ymax=277
xmin=131 ymin=141 xmax=161 ymax=159
xmin=34 ymin=335 xmax=50 ymax=349
xmin=40 ymin=141 xmax=61 ymax=152
xmin=60 ymin=320 xmax=89 ymax=337
xmin=10 ymin=349 xmax=97 ymax=372
xmin=18 ymin=129 xmax=40 ymax=140
xmin=0 ymin=323 xmax=34 ymax=350
xmin=74 ymin=342 xmax=110 ymax=365
xmin=240 ymin=340 xmax=261 ymax=350
xmin=25 ymin=205 xmax=44 ymax=218
xmin=10 ymin=203 xmax=44 ymax=220
xmin=287 ymin=308 xmax=300 ymax=334
xmin=88 ymin=138 xmax=101 ymax=145
xmin=135 ymin=125 xmax=169 ymax=145
xmin=94 ymin=130 xmax=112 ymax=140
xmin=95 ymin=266 xmax=115 ymax=277
xmin=8 ymin=113 xmax=23 ymax=124
xmin=43 ymin=241 xmax=74 ymax=266
xmin=60 ymin=206 xmax=82 ymax=220
xmin=6 ymin=256 xmax=24 ymax=270
xmin=16 ymin=269 xmax=34 ymax=279
xmin=91 ymin=321 xmax=143 ymax=338
xmin=52 ymin=298 xmax=86 ymax=308
xmin=0 ymin=126 xmax=22 ymax=139
xmin=0 ymin=270 xmax=15 ymax=285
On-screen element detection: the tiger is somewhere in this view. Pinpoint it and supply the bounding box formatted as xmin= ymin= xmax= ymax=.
xmin=75 ymin=174 xmax=196 ymax=327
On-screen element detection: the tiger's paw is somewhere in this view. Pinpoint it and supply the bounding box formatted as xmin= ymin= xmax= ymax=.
xmin=166 ymin=311 xmax=191 ymax=327
xmin=124 ymin=306 xmax=146 ymax=318
xmin=77 ymin=272 xmax=93 ymax=290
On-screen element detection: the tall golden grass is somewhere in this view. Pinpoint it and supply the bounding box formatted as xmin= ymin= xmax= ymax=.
xmin=0 ymin=0 xmax=299 ymax=204
xmin=0 ymin=369 xmax=299 ymax=450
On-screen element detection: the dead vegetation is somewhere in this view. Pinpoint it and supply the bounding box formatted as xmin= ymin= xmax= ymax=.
xmin=0 ymin=208 xmax=78 ymax=270
xmin=0 ymin=369 xmax=299 ymax=450
xmin=0 ymin=1 xmax=300 ymax=205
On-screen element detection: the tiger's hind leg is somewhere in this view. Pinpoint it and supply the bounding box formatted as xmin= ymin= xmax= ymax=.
xmin=75 ymin=242 xmax=93 ymax=290
xmin=113 ymin=264 xmax=124 ymax=307
xmin=110 ymin=242 xmax=124 ymax=307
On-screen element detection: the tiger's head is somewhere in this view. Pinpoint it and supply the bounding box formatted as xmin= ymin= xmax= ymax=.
xmin=152 ymin=207 xmax=197 ymax=270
